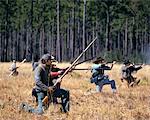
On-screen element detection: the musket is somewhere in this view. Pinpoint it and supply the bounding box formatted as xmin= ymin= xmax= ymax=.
xmin=51 ymin=57 xmax=95 ymax=72
xmin=71 ymin=68 xmax=91 ymax=70
xmin=42 ymin=37 xmax=97 ymax=105
xmin=71 ymin=56 xmax=95 ymax=67
xmin=67 ymin=56 xmax=95 ymax=72
xmin=53 ymin=37 xmax=97 ymax=87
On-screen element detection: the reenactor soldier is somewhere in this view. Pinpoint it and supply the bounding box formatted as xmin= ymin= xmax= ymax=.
xmin=121 ymin=60 xmax=143 ymax=87
xmin=20 ymin=54 xmax=69 ymax=114
xmin=32 ymin=63 xmax=67 ymax=104
xmin=9 ymin=60 xmax=19 ymax=76
xmin=90 ymin=57 xmax=117 ymax=93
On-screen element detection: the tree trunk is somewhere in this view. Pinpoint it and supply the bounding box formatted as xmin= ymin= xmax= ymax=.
xmin=92 ymin=25 xmax=95 ymax=57
xmin=82 ymin=0 xmax=86 ymax=60
xmin=105 ymin=6 xmax=110 ymax=52
xmin=51 ymin=19 xmax=55 ymax=56
xmin=124 ymin=18 xmax=128 ymax=56
xmin=67 ymin=16 xmax=70 ymax=60
xmin=26 ymin=26 xmax=29 ymax=61
xmin=56 ymin=0 xmax=61 ymax=61
xmin=30 ymin=0 xmax=34 ymax=61
xmin=70 ymin=4 xmax=75 ymax=60
xmin=117 ymin=31 xmax=120 ymax=50
xmin=135 ymin=24 xmax=139 ymax=56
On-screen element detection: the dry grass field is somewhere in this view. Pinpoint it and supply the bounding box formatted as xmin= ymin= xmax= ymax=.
xmin=0 ymin=62 xmax=150 ymax=120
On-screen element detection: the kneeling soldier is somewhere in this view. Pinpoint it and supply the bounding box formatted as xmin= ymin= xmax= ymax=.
xmin=20 ymin=54 xmax=69 ymax=114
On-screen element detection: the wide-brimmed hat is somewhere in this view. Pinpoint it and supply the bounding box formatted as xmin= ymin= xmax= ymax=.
xmin=93 ymin=57 xmax=105 ymax=64
xmin=123 ymin=60 xmax=131 ymax=65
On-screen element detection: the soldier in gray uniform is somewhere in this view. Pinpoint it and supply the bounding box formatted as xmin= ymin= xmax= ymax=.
xmin=20 ymin=54 xmax=69 ymax=114
xmin=121 ymin=60 xmax=142 ymax=87
xmin=9 ymin=60 xmax=19 ymax=76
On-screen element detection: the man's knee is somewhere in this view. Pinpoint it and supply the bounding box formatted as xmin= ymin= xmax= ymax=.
xmin=111 ymin=80 xmax=115 ymax=84
xmin=110 ymin=80 xmax=116 ymax=89
xmin=63 ymin=90 xmax=69 ymax=100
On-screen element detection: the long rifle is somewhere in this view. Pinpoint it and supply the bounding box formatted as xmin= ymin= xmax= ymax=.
xmin=42 ymin=37 xmax=97 ymax=105
xmin=71 ymin=68 xmax=91 ymax=70
xmin=71 ymin=56 xmax=95 ymax=67
xmin=53 ymin=37 xmax=97 ymax=87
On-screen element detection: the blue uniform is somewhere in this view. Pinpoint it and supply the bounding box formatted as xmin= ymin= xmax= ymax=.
xmin=91 ymin=64 xmax=116 ymax=92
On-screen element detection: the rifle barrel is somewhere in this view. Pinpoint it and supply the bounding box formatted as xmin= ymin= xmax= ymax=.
xmin=53 ymin=37 xmax=97 ymax=87
xmin=72 ymin=68 xmax=91 ymax=70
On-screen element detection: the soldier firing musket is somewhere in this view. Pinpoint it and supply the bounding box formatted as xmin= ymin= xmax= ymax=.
xmin=52 ymin=37 xmax=97 ymax=87
xmin=90 ymin=57 xmax=117 ymax=93
xmin=20 ymin=37 xmax=97 ymax=115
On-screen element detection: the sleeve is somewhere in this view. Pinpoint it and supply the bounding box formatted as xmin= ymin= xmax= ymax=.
xmin=101 ymin=64 xmax=111 ymax=70
xmin=134 ymin=66 xmax=142 ymax=71
xmin=92 ymin=64 xmax=100 ymax=72
xmin=34 ymin=67 xmax=49 ymax=91
xmin=129 ymin=66 xmax=142 ymax=72
xmin=50 ymin=72 xmax=59 ymax=77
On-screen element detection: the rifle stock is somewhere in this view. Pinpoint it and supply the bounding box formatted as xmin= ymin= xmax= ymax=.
xmin=42 ymin=96 xmax=49 ymax=106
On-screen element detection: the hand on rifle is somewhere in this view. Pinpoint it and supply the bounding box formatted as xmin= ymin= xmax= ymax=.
xmin=58 ymin=70 xmax=64 ymax=75
xmin=56 ymin=78 xmax=62 ymax=85
xmin=48 ymin=86 xmax=54 ymax=93
xmin=61 ymin=67 xmax=70 ymax=74
xmin=141 ymin=63 xmax=145 ymax=67
xmin=42 ymin=87 xmax=54 ymax=105
xmin=112 ymin=61 xmax=116 ymax=65
xmin=110 ymin=61 xmax=116 ymax=69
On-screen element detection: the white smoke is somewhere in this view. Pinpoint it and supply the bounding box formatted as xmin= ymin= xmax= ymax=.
xmin=144 ymin=44 xmax=150 ymax=64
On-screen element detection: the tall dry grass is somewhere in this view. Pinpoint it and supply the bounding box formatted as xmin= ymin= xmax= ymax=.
xmin=0 ymin=62 xmax=150 ymax=120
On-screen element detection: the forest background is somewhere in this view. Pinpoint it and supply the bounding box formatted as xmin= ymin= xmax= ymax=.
xmin=0 ymin=0 xmax=150 ymax=63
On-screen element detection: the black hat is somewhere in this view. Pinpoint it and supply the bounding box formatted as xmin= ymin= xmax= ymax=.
xmin=93 ymin=57 xmax=105 ymax=64
xmin=123 ymin=60 xmax=131 ymax=65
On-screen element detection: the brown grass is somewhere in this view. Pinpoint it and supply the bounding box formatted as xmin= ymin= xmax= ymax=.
xmin=0 ymin=62 xmax=150 ymax=120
